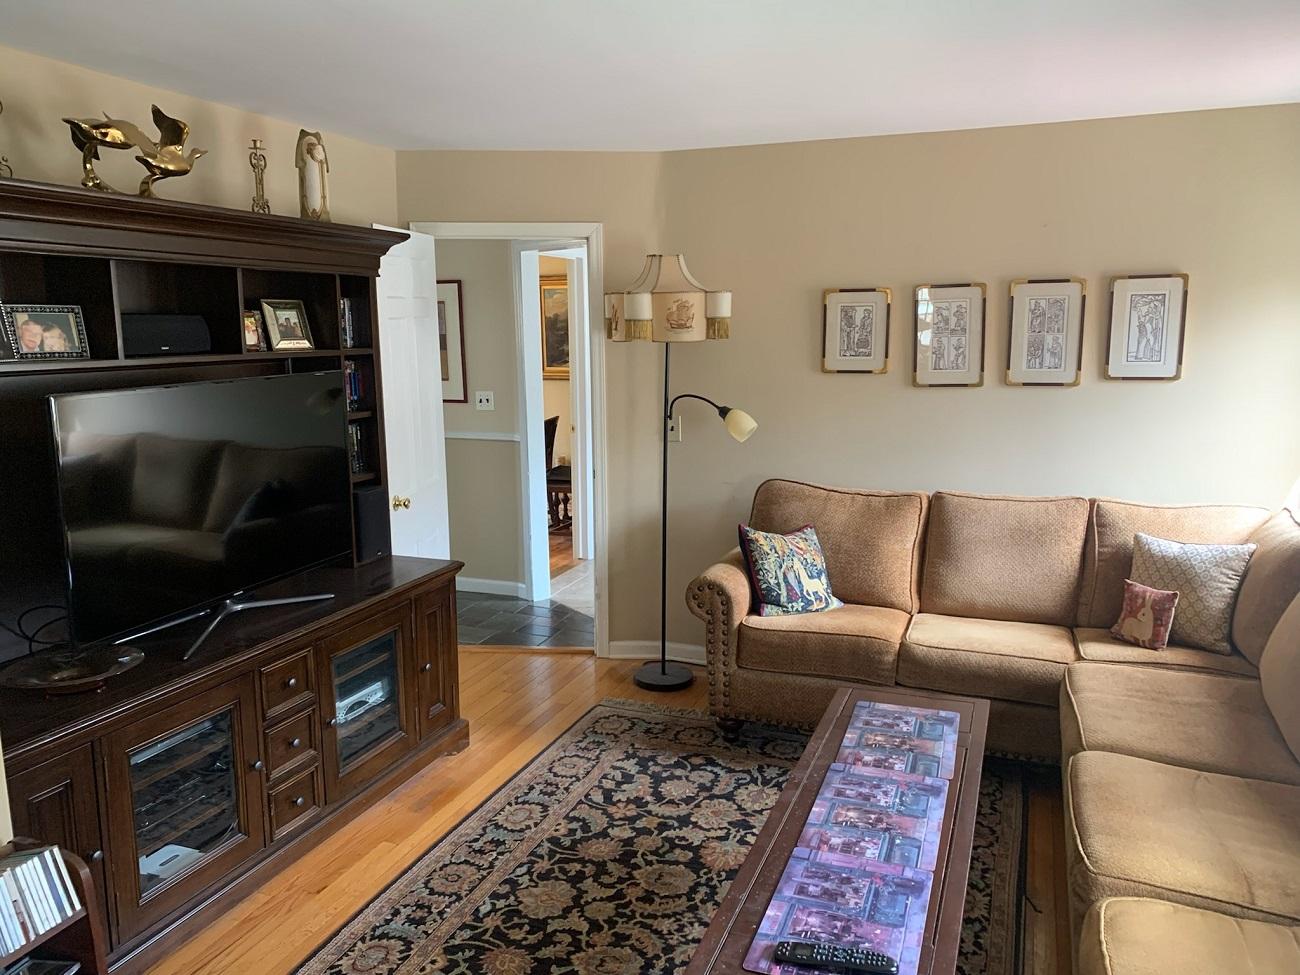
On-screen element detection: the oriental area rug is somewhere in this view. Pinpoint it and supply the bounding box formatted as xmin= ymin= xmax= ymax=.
xmin=297 ymin=700 xmax=1025 ymax=975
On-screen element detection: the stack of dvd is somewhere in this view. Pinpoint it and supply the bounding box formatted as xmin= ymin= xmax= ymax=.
xmin=0 ymin=846 xmax=82 ymax=955
xmin=340 ymin=297 xmax=355 ymax=348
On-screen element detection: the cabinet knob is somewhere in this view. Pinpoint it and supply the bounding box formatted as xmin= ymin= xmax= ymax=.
xmin=285 ymin=677 xmax=298 ymax=689
xmin=421 ymin=662 xmax=432 ymax=673
xmin=251 ymin=759 xmax=265 ymax=772
xmin=327 ymin=717 xmax=339 ymax=727
xmin=294 ymin=796 xmax=306 ymax=807
xmin=87 ymin=850 xmax=104 ymax=863
xmin=290 ymin=737 xmax=302 ymax=749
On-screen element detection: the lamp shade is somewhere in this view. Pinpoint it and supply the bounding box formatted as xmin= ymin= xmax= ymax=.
xmin=604 ymin=254 xmax=731 ymax=343
xmin=722 ymin=408 xmax=757 ymax=443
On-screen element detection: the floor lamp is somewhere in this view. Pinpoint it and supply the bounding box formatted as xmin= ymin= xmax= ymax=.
xmin=605 ymin=255 xmax=757 ymax=691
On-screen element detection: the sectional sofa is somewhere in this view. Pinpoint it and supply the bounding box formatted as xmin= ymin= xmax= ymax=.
xmin=686 ymin=479 xmax=1300 ymax=971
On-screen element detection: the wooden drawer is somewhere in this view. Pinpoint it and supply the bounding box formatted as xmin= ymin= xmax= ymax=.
xmin=261 ymin=650 xmax=315 ymax=722
xmin=268 ymin=764 xmax=322 ymax=841
xmin=265 ymin=708 xmax=318 ymax=780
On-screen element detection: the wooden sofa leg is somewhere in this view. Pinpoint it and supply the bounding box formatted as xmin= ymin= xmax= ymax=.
xmin=716 ymin=717 xmax=744 ymax=743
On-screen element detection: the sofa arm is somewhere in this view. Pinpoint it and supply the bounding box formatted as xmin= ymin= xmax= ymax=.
xmin=686 ymin=548 xmax=752 ymax=718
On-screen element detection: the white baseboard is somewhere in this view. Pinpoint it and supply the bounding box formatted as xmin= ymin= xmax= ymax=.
xmin=607 ymin=640 xmax=706 ymax=666
xmin=456 ymin=577 xmax=528 ymax=598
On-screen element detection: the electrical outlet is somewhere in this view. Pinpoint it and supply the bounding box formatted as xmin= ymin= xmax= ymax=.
xmin=668 ymin=415 xmax=683 ymax=443
xmin=474 ymin=391 xmax=495 ymax=411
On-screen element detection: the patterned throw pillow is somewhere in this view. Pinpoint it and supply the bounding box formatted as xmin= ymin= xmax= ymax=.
xmin=1110 ymin=579 xmax=1180 ymax=650
xmin=1129 ymin=533 xmax=1257 ymax=654
xmin=738 ymin=523 xmax=843 ymax=616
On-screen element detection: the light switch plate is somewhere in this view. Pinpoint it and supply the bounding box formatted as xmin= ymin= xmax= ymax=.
xmin=474 ymin=391 xmax=495 ymax=411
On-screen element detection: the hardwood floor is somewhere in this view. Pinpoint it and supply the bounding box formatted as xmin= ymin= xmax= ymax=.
xmin=549 ymin=530 xmax=578 ymax=576
xmin=143 ymin=650 xmax=1070 ymax=975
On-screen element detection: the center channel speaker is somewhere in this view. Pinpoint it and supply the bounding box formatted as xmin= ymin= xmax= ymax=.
xmin=353 ymin=484 xmax=392 ymax=562
xmin=121 ymin=314 xmax=212 ymax=357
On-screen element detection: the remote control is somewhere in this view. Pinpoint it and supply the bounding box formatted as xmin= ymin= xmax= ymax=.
xmin=772 ymin=939 xmax=899 ymax=974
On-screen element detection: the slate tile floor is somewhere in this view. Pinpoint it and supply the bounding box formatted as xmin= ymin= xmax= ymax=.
xmin=455 ymin=591 xmax=595 ymax=648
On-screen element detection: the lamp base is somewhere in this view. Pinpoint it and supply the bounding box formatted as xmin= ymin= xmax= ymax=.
xmin=633 ymin=660 xmax=695 ymax=692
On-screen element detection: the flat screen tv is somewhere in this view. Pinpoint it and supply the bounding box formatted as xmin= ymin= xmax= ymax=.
xmin=50 ymin=371 xmax=352 ymax=646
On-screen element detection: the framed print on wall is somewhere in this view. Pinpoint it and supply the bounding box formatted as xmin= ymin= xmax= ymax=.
xmin=1007 ymin=278 xmax=1085 ymax=386
xmin=822 ymin=288 xmax=890 ymax=373
xmin=1106 ymin=274 xmax=1188 ymax=380
xmin=913 ymin=283 xmax=986 ymax=387
xmin=437 ymin=279 xmax=467 ymax=403
xmin=539 ymin=274 xmax=570 ymax=379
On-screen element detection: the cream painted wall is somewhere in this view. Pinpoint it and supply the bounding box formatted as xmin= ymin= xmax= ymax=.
xmin=400 ymin=105 xmax=1300 ymax=647
xmin=0 ymin=44 xmax=397 ymax=225
xmin=437 ymin=239 xmax=526 ymax=585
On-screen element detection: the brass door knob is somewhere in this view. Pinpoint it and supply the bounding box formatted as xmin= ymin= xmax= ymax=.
xmin=391 ymin=495 xmax=412 ymax=511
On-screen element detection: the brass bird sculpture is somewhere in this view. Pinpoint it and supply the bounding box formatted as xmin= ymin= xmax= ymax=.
xmin=62 ymin=105 xmax=206 ymax=197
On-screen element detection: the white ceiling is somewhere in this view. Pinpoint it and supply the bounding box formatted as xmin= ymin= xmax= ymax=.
xmin=2 ymin=0 xmax=1298 ymax=151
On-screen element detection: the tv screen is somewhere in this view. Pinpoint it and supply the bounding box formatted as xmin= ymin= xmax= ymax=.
xmin=50 ymin=371 xmax=352 ymax=645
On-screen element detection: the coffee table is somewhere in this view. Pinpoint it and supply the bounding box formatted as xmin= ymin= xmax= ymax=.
xmin=687 ymin=686 xmax=989 ymax=975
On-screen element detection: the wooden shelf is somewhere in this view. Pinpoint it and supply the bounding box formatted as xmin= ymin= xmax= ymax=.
xmin=347 ymin=411 xmax=375 ymax=420
xmin=350 ymin=472 xmax=378 ymax=484
xmin=0 ymin=349 xmax=343 ymax=376
xmin=0 ymin=839 xmax=107 ymax=974
xmin=341 ymin=347 xmax=374 ymax=355
xmin=0 ymin=905 xmax=89 ymax=969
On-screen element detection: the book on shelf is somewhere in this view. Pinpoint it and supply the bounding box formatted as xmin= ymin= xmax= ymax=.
xmin=0 ymin=847 xmax=82 ymax=957
xmin=348 ymin=424 xmax=366 ymax=475
xmin=340 ymin=297 xmax=355 ymax=349
xmin=344 ymin=359 xmax=367 ymax=412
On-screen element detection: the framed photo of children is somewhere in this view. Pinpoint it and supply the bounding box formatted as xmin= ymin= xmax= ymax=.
xmin=913 ymin=283 xmax=986 ymax=387
xmin=260 ymin=299 xmax=314 ymax=350
xmin=242 ymin=309 xmax=267 ymax=351
xmin=823 ymin=288 xmax=890 ymax=373
xmin=1106 ymin=274 xmax=1188 ymax=380
xmin=540 ymin=275 xmax=569 ymax=379
xmin=1007 ymin=278 xmax=1085 ymax=386
xmin=1 ymin=304 xmax=90 ymax=360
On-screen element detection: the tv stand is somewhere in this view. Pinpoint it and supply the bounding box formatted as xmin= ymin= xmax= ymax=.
xmin=180 ymin=592 xmax=335 ymax=660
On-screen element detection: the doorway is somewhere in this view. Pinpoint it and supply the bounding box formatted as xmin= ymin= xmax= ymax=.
xmin=410 ymin=222 xmax=607 ymax=654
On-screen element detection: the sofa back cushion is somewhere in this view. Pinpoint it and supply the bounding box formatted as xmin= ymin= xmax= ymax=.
xmin=1233 ymin=507 xmax=1300 ymax=666
xmin=1076 ymin=499 xmax=1270 ymax=629
xmin=1260 ymin=592 xmax=1300 ymax=763
xmin=130 ymin=433 xmax=224 ymax=529
xmin=920 ymin=491 xmax=1089 ymax=626
xmin=748 ymin=480 xmax=927 ymax=613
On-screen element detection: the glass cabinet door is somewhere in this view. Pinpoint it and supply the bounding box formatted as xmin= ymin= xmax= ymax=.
xmin=129 ymin=710 xmax=241 ymax=896
xmin=330 ymin=633 xmax=402 ymax=768
xmin=320 ymin=606 xmax=415 ymax=801
xmin=106 ymin=675 xmax=265 ymax=942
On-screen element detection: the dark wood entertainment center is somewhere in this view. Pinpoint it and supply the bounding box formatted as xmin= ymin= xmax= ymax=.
xmin=0 ymin=181 xmax=467 ymax=972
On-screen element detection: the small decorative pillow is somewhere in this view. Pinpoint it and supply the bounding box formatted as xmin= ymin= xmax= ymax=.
xmin=1129 ymin=533 xmax=1257 ymax=654
xmin=1110 ymin=579 xmax=1180 ymax=650
xmin=738 ymin=523 xmax=843 ymax=616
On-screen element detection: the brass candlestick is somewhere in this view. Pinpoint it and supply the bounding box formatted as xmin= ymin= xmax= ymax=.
xmin=248 ymin=138 xmax=270 ymax=213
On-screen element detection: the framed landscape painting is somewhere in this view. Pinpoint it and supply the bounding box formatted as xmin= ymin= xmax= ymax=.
xmin=1106 ymin=274 xmax=1188 ymax=380
xmin=540 ymin=274 xmax=569 ymax=379
xmin=1007 ymin=278 xmax=1085 ymax=386
xmin=823 ymin=288 xmax=890 ymax=373
xmin=913 ymin=283 xmax=986 ymax=387
xmin=437 ymin=279 xmax=467 ymax=403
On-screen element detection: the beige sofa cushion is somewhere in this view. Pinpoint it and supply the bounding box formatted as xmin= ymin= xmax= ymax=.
xmin=899 ymin=613 xmax=1076 ymax=706
xmin=1073 ymin=628 xmax=1258 ymax=678
xmin=1261 ymin=593 xmax=1300 ymax=763
xmin=920 ymin=491 xmax=1089 ymax=626
xmin=738 ymin=604 xmax=909 ymax=686
xmin=1076 ymin=499 xmax=1269 ymax=629
xmin=1060 ymin=661 xmax=1300 ymax=785
xmin=1078 ymin=898 xmax=1300 ymax=975
xmin=1066 ymin=751 xmax=1300 ymax=925
xmin=748 ymin=480 xmax=928 ymax=614
xmin=1235 ymin=508 xmax=1300 ymax=665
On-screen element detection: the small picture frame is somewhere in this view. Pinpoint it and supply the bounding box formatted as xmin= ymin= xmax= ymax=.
xmin=438 ymin=279 xmax=467 ymax=403
xmin=913 ymin=283 xmax=986 ymax=387
xmin=1 ymin=304 xmax=90 ymax=360
xmin=1007 ymin=278 xmax=1086 ymax=386
xmin=823 ymin=288 xmax=890 ymax=374
xmin=1106 ymin=274 xmax=1187 ymax=380
xmin=540 ymin=275 xmax=569 ymax=379
xmin=260 ymin=299 xmax=314 ymax=350
xmin=242 ymin=309 xmax=267 ymax=352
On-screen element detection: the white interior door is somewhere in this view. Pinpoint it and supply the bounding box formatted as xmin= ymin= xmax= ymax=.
xmin=374 ymin=224 xmax=450 ymax=560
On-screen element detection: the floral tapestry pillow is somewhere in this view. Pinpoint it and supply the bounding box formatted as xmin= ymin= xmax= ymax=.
xmin=1110 ymin=579 xmax=1180 ymax=650
xmin=1129 ymin=533 xmax=1256 ymax=654
xmin=738 ymin=523 xmax=843 ymax=617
